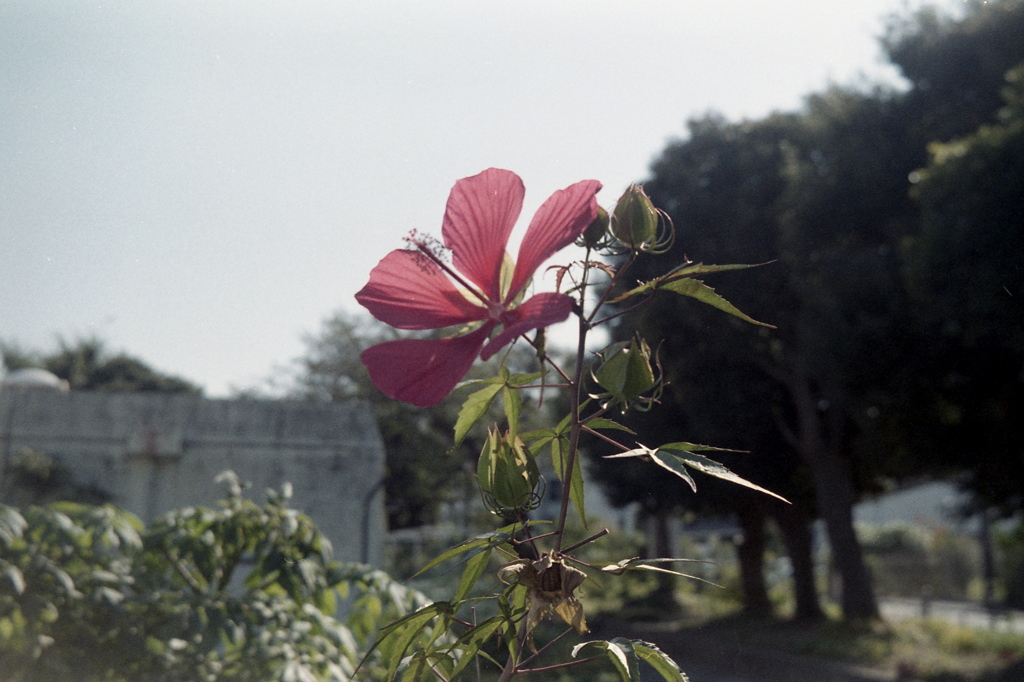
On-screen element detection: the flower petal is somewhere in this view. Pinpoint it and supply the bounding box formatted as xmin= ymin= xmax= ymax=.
xmin=508 ymin=179 xmax=602 ymax=301
xmin=356 ymin=249 xmax=487 ymax=330
xmin=480 ymin=292 xmax=575 ymax=361
xmin=442 ymin=168 xmax=524 ymax=301
xmin=360 ymin=326 xmax=493 ymax=407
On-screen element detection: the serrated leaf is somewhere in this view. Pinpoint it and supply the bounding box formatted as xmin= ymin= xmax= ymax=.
xmin=453 ymin=383 xmax=503 ymax=447
xmin=661 ymin=278 xmax=774 ymax=327
xmin=633 ymin=640 xmax=688 ymax=682
xmin=659 ymin=441 xmax=744 ymax=453
xmin=584 ymin=418 xmax=636 ymax=434
xmin=506 ymin=371 xmax=544 ymax=387
xmin=607 ymin=446 xmax=697 ymax=492
xmin=573 ymin=639 xmax=638 ymax=681
xmin=613 ymin=261 xmax=772 ymax=302
xmin=667 ymin=261 xmax=767 ymax=278
xmin=659 ymin=445 xmax=789 ymax=503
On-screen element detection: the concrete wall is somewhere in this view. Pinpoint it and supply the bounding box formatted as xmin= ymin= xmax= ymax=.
xmin=0 ymin=389 xmax=387 ymax=566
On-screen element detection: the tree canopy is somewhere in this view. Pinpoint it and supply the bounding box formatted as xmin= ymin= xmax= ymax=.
xmin=591 ymin=0 xmax=1024 ymax=619
xmin=2 ymin=337 xmax=201 ymax=394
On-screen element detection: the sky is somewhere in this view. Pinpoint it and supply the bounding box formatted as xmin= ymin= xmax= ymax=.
xmin=0 ymin=0 xmax=957 ymax=396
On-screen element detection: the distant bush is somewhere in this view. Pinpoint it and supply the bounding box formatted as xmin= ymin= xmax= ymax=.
xmin=0 ymin=471 xmax=428 ymax=681
xmin=858 ymin=522 xmax=980 ymax=600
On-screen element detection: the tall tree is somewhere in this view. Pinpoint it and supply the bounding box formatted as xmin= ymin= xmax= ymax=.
xmin=898 ymin=63 xmax=1024 ymax=515
xmin=590 ymin=111 xmax=836 ymax=619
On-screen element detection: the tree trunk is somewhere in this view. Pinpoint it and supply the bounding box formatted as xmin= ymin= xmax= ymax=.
xmin=736 ymin=505 xmax=773 ymax=616
xmin=650 ymin=510 xmax=678 ymax=604
xmin=782 ymin=371 xmax=879 ymax=620
xmin=774 ymin=502 xmax=825 ymax=621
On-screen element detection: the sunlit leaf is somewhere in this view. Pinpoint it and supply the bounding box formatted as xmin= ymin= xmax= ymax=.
xmin=584 ymin=418 xmax=636 ymax=434
xmin=659 ymin=441 xmax=744 ymax=453
xmin=634 ymin=640 xmax=689 ymax=682
xmin=505 ymin=371 xmax=544 ymax=387
xmin=598 ymin=557 xmax=721 ymax=587
xmin=503 ymin=385 xmax=522 ymax=437
xmin=573 ymin=638 xmax=639 ymax=681
xmin=659 ymin=444 xmax=789 ymax=502
xmin=613 ymin=261 xmax=771 ymax=301
xmin=605 ymin=446 xmax=697 ymax=492
xmin=660 ymin=278 xmax=774 ymax=327
xmin=453 ymin=383 xmax=503 ymax=448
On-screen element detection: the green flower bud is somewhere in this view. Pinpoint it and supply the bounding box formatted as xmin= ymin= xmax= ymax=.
xmin=580 ymin=206 xmax=610 ymax=249
xmin=477 ymin=428 xmax=541 ymax=515
xmin=611 ymin=185 xmax=658 ymax=249
xmin=593 ymin=337 xmax=658 ymax=410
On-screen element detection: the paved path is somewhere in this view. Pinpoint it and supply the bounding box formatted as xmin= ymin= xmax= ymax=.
xmin=594 ymin=620 xmax=890 ymax=682
xmin=880 ymin=598 xmax=1024 ymax=634
xmin=594 ymin=601 xmax=1024 ymax=682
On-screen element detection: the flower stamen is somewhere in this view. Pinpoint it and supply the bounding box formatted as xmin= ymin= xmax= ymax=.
xmin=406 ymin=232 xmax=491 ymax=308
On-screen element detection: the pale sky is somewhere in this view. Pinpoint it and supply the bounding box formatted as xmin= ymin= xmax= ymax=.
xmin=0 ymin=0 xmax=954 ymax=395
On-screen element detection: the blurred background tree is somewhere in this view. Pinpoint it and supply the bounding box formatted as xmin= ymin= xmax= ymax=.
xmin=592 ymin=0 xmax=1024 ymax=621
xmin=1 ymin=337 xmax=200 ymax=394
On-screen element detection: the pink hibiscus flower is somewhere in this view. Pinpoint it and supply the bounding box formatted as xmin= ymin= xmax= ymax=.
xmin=356 ymin=168 xmax=602 ymax=407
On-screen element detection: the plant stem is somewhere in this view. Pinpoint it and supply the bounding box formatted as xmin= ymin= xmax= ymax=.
xmin=553 ymin=248 xmax=593 ymax=553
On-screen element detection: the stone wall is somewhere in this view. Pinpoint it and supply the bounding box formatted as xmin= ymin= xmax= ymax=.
xmin=0 ymin=389 xmax=386 ymax=565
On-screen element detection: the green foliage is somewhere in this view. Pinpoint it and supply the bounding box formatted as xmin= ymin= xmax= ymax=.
xmin=1 ymin=337 xmax=201 ymax=393
xmin=0 ymin=473 xmax=428 ymax=681
xmin=290 ymin=312 xmax=537 ymax=529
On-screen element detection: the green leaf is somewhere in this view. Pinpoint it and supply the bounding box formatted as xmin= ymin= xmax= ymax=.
xmin=573 ymin=639 xmax=639 ymax=681
xmin=584 ymin=418 xmax=636 ymax=434
xmin=634 ymin=640 xmax=689 ymax=682
xmin=412 ymin=531 xmax=511 ymax=578
xmin=598 ymin=557 xmax=721 ymax=587
xmin=667 ymin=261 xmax=766 ymax=278
xmin=605 ymin=446 xmax=697 ymax=492
xmin=503 ymin=385 xmax=522 ymax=437
xmin=550 ymin=436 xmax=586 ymax=524
xmin=453 ymin=546 xmax=491 ymax=602
xmin=660 ymin=278 xmax=774 ymax=327
xmin=453 ymin=382 xmax=503 ymax=447
xmin=613 ymin=261 xmax=771 ymax=301
xmin=447 ymin=616 xmax=506 ymax=680
xmin=659 ymin=441 xmax=744 ymax=453
xmin=659 ymin=445 xmax=789 ymax=503
xmin=506 ymin=371 xmax=544 ymax=387
xmin=1 ymin=560 xmax=25 ymax=595
xmin=374 ymin=602 xmax=452 ymax=682
xmin=411 ymin=521 xmax=544 ymax=578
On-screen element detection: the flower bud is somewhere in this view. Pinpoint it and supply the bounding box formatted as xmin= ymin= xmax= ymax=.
xmin=593 ymin=337 xmax=658 ymax=410
xmin=611 ymin=185 xmax=659 ymax=249
xmin=579 ymin=206 xmax=609 ymax=249
xmin=477 ymin=428 xmax=541 ymax=515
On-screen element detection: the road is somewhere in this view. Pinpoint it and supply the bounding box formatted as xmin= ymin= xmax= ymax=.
xmin=880 ymin=597 xmax=1024 ymax=634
